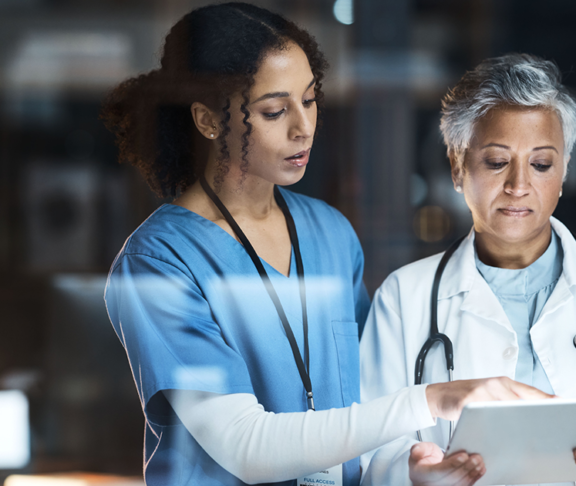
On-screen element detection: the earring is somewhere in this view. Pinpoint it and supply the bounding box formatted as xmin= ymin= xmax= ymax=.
xmin=455 ymin=185 xmax=463 ymax=193
xmin=559 ymin=189 xmax=563 ymax=197
xmin=210 ymin=133 xmax=215 ymax=138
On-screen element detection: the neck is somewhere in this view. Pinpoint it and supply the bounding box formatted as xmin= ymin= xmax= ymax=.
xmin=201 ymin=157 xmax=277 ymax=220
xmin=474 ymin=224 xmax=552 ymax=269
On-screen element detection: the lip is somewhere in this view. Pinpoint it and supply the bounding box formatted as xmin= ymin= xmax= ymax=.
xmin=498 ymin=206 xmax=533 ymax=217
xmin=284 ymin=148 xmax=311 ymax=168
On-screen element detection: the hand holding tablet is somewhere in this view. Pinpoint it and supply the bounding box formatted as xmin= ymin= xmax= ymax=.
xmin=445 ymin=398 xmax=576 ymax=485
xmin=412 ymin=380 xmax=572 ymax=486
xmin=409 ymin=442 xmax=485 ymax=486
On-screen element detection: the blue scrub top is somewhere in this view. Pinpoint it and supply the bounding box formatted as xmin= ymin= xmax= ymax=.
xmin=475 ymin=230 xmax=562 ymax=395
xmin=105 ymin=188 xmax=370 ymax=486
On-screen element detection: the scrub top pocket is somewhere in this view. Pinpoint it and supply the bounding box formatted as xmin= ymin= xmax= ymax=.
xmin=332 ymin=320 xmax=360 ymax=407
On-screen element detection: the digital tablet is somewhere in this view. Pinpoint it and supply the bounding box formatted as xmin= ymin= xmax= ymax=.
xmin=445 ymin=398 xmax=576 ymax=486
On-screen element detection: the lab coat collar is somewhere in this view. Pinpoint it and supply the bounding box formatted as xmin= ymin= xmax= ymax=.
xmin=438 ymin=217 xmax=576 ymax=331
xmin=436 ymin=230 xmax=512 ymax=329
xmin=535 ymin=217 xmax=576 ymax=323
xmin=436 ymin=227 xmax=478 ymax=301
xmin=438 ymin=217 xmax=576 ymax=298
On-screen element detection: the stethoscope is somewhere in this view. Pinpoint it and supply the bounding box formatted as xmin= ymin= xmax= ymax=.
xmin=413 ymin=234 xmax=576 ymax=443
xmin=414 ymin=235 xmax=466 ymax=442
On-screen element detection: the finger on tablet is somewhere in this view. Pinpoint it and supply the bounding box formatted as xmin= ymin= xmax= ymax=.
xmin=507 ymin=379 xmax=555 ymax=400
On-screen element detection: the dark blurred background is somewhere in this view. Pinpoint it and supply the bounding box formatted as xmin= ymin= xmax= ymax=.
xmin=1 ymin=0 xmax=575 ymax=482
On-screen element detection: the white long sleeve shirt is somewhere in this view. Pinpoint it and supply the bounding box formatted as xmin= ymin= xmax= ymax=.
xmin=164 ymin=385 xmax=435 ymax=484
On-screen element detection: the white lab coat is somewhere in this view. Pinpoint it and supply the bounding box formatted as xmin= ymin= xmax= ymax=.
xmin=360 ymin=217 xmax=576 ymax=486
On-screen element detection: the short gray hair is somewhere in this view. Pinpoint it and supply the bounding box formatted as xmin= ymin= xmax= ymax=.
xmin=440 ymin=53 xmax=576 ymax=170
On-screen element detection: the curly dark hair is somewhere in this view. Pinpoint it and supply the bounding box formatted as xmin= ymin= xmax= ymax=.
xmin=100 ymin=2 xmax=329 ymax=198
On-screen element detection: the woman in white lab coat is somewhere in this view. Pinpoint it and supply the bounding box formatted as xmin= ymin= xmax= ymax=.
xmin=360 ymin=53 xmax=576 ymax=486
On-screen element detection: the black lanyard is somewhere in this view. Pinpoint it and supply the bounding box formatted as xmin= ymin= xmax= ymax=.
xmin=199 ymin=175 xmax=314 ymax=411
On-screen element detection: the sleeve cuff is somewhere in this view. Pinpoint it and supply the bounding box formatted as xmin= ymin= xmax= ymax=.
xmin=408 ymin=384 xmax=436 ymax=430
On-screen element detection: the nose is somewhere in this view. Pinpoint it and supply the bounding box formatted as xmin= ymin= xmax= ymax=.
xmin=289 ymin=104 xmax=315 ymax=140
xmin=504 ymin=162 xmax=531 ymax=197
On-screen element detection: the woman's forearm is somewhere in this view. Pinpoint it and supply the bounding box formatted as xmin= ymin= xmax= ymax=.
xmin=164 ymin=386 xmax=435 ymax=484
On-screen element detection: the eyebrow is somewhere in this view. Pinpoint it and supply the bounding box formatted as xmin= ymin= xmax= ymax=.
xmin=480 ymin=143 xmax=510 ymax=150
xmin=251 ymin=78 xmax=316 ymax=104
xmin=480 ymin=143 xmax=559 ymax=154
xmin=533 ymin=145 xmax=559 ymax=153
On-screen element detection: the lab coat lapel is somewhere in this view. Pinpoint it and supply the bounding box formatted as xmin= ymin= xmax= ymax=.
xmin=460 ymin=274 xmax=514 ymax=332
xmin=534 ymin=274 xmax=574 ymax=326
xmin=437 ymin=229 xmax=513 ymax=332
xmin=552 ymin=216 xmax=576 ymax=289
xmin=537 ymin=218 xmax=576 ymax=327
xmin=531 ymin=218 xmax=576 ymax=398
xmin=530 ymin=275 xmax=576 ymax=398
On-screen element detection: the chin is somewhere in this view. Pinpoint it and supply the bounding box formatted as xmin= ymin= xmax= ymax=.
xmin=490 ymin=221 xmax=549 ymax=245
xmin=274 ymin=167 xmax=307 ymax=187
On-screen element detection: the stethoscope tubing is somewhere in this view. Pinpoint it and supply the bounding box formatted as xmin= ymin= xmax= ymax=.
xmin=415 ymin=234 xmax=576 ymax=448
xmin=415 ymin=235 xmax=466 ymax=442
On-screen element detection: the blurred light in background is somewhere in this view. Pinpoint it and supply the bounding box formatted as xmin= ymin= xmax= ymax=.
xmin=5 ymin=473 xmax=144 ymax=486
xmin=333 ymin=0 xmax=353 ymax=25
xmin=354 ymin=50 xmax=448 ymax=90
xmin=0 ymin=390 xmax=30 ymax=469
xmin=413 ymin=205 xmax=451 ymax=243
xmin=4 ymin=32 xmax=133 ymax=124
xmin=6 ymin=32 xmax=132 ymax=90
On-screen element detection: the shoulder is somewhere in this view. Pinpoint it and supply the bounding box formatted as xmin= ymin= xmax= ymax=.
xmin=551 ymin=216 xmax=576 ymax=247
xmin=375 ymin=251 xmax=444 ymax=304
xmin=111 ymin=204 xmax=198 ymax=274
xmin=383 ymin=251 xmax=443 ymax=286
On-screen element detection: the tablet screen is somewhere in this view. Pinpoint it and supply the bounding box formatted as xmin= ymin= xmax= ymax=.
xmin=446 ymin=399 xmax=576 ymax=485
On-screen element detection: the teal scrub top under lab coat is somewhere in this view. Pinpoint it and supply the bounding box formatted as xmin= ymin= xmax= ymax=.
xmin=475 ymin=230 xmax=562 ymax=395
xmin=104 ymin=188 xmax=370 ymax=486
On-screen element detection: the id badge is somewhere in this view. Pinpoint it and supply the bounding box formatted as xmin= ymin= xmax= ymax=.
xmin=297 ymin=463 xmax=342 ymax=486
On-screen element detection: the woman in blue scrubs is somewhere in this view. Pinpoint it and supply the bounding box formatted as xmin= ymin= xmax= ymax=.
xmin=102 ymin=6 xmax=551 ymax=486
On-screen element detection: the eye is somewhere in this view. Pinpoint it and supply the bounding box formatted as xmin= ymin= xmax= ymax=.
xmin=303 ymin=98 xmax=317 ymax=107
xmin=532 ymin=162 xmax=552 ymax=172
xmin=263 ymin=109 xmax=285 ymax=119
xmin=485 ymin=160 xmax=507 ymax=170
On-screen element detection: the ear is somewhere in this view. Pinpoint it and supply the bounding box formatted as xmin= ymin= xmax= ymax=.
xmin=191 ymin=102 xmax=220 ymax=140
xmin=449 ymin=151 xmax=463 ymax=192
